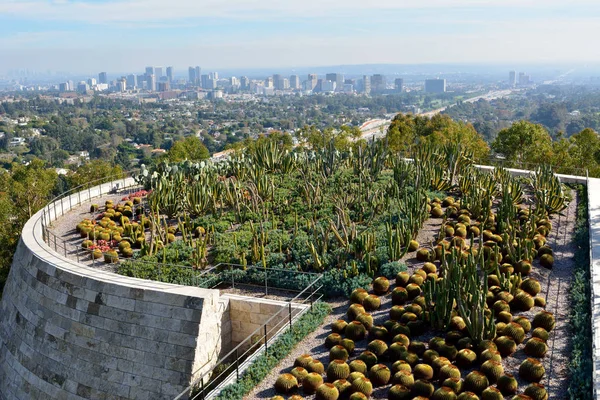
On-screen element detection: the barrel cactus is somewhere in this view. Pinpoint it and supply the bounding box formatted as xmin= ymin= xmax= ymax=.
xmin=442 ymin=378 xmax=463 ymax=394
xmin=524 ymin=383 xmax=548 ymax=400
xmin=457 ymin=392 xmax=480 ymax=400
xmin=348 ymin=371 xmax=365 ymax=383
xmin=349 ymin=359 xmax=368 ymax=374
xmin=294 ymin=354 xmax=313 ymax=369
xmin=347 ymin=304 xmax=366 ymax=320
xmin=367 ymin=340 xmax=388 ymax=358
xmin=455 ymin=349 xmax=477 ymax=368
xmin=532 ymin=311 xmax=555 ymax=331
xmin=388 ymin=342 xmax=408 ymax=361
xmin=524 ymin=337 xmax=548 ymax=357
xmin=532 ymin=327 xmax=549 ymax=341
xmin=392 ymin=288 xmax=409 ymax=305
xmin=431 ymin=386 xmax=458 ymax=400
xmin=423 ymin=349 xmax=439 ymax=365
xmin=431 ymin=357 xmax=452 ymax=374
xmin=315 ymin=382 xmax=339 ymax=400
xmin=497 ymin=373 xmax=518 ymax=395
xmin=480 ymin=349 xmax=502 ymax=363
xmin=438 ymin=343 xmax=458 ymax=360
xmin=348 ymin=392 xmax=368 ymax=400
xmin=357 ymin=351 xmax=378 ymax=369
xmin=396 ymin=271 xmax=410 ymax=287
xmin=327 ymin=360 xmax=350 ymax=382
xmin=333 ymin=379 xmax=352 ymax=398
xmin=363 ymin=294 xmax=381 ymax=311
xmin=388 ymin=384 xmax=412 ymax=400
xmin=480 ymin=386 xmax=503 ymax=400
xmin=391 ymin=360 xmax=412 ymax=374
xmin=345 ymin=321 xmax=367 ymax=341
xmin=497 ymin=311 xmax=512 ymax=324
xmin=291 ymin=367 xmax=309 ymax=383
xmin=503 ymin=322 xmax=526 ymax=344
xmin=369 ymin=325 xmax=387 ymax=341
xmin=476 ymin=340 xmax=497 ymax=354
xmin=450 ymin=316 xmax=467 ymax=331
xmin=369 ymin=364 xmax=391 ymax=386
xmin=412 ymin=379 xmax=435 ymax=397
xmin=393 ymin=334 xmax=411 ymax=347
xmin=534 ymin=296 xmax=546 ymax=307
xmin=413 ymin=363 xmax=434 ymax=380
xmin=513 ymin=291 xmax=535 ymax=311
xmin=392 ymin=370 xmax=415 ymax=388
xmin=493 ymin=300 xmax=511 ymax=314
xmin=519 ymin=358 xmax=545 ymax=382
xmin=356 ymin=313 xmax=374 ymax=330
xmin=325 ymin=333 xmax=343 ymax=348
xmin=406 ymin=283 xmax=421 ymax=299
xmin=329 ymin=345 xmax=349 ymax=362
xmin=409 ymin=274 xmax=425 ymax=286
xmin=275 ymin=373 xmax=299 ymax=394
xmin=520 ymin=278 xmax=541 ymax=296
xmin=331 ymin=320 xmax=348 ymax=334
xmin=513 ymin=316 xmax=532 ymax=332
xmin=340 ymin=338 xmax=355 ymax=355
xmin=373 ymin=277 xmax=390 ymax=295
xmin=463 ymin=371 xmax=489 ymax=394
xmin=303 ymin=372 xmax=324 ymax=394
xmin=480 ymin=360 xmax=503 ymax=383
xmin=351 ymin=376 xmax=373 ymax=396
xmin=439 ymin=364 xmax=462 ymax=382
xmin=308 ymin=360 xmax=325 ymax=374
xmin=350 ymin=288 xmax=369 ymax=304
xmin=494 ymin=336 xmax=517 ymax=357
xmin=539 ymin=254 xmax=554 ymax=269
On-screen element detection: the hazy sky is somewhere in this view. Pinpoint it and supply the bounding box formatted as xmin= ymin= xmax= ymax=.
xmin=1 ymin=0 xmax=599 ymax=74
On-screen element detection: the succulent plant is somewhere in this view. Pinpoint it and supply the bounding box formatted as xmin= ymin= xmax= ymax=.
xmin=294 ymin=354 xmax=313 ymax=369
xmin=476 ymin=340 xmax=497 ymax=354
xmin=524 ymin=337 xmax=548 ymax=357
xmin=366 ymin=340 xmax=388 ymax=358
xmin=392 ymin=370 xmax=415 ymax=388
xmin=439 ymin=364 xmax=462 ymax=382
xmin=431 ymin=357 xmax=452 ymax=374
xmin=346 ymin=359 xmax=367 ymax=374
xmin=455 ymin=349 xmax=477 ymax=368
xmin=407 ymin=320 xmax=427 ymax=336
xmin=480 ymin=360 xmax=503 ymax=383
xmin=333 ymin=379 xmax=352 ymax=398
xmin=299 ymin=355 xmax=321 ymax=373
xmin=411 ymin=363 xmax=433 ymax=381
xmin=369 ymin=364 xmax=391 ymax=386
xmin=495 ymin=291 xmax=514 ymax=304
xmin=325 ymin=333 xmax=343 ymax=348
xmin=496 ymin=373 xmax=518 ymax=395
xmin=456 ymin=337 xmax=473 ymax=350
xmin=532 ymin=311 xmax=555 ymax=331
xmin=515 ymin=260 xmax=532 ymax=275
xmin=480 ymin=349 xmax=502 ymax=363
xmin=492 ymin=300 xmax=511 ymax=314
xmin=275 ymin=373 xmax=299 ymax=394
xmin=407 ymin=341 xmax=425 ymax=357
xmin=409 ymin=274 xmax=425 ymax=286
xmin=388 ymin=384 xmax=413 ymax=400
xmin=422 ymin=349 xmax=439 ymax=365
xmin=357 ymin=351 xmax=378 ymax=369
xmin=480 ymin=386 xmax=503 ymax=400
xmin=370 ymin=325 xmax=388 ymax=341
xmin=442 ymin=378 xmax=463 ymax=394
xmin=532 ymin=327 xmax=549 ymax=341
xmin=345 ymin=321 xmax=367 ymax=341
xmin=412 ymin=379 xmax=435 ymax=397
xmin=449 ymin=316 xmax=466 ymax=331
xmin=513 ymin=291 xmax=535 ymax=311
xmin=104 ymin=250 xmax=119 ymax=263
xmin=463 ymin=371 xmax=489 ymax=395
xmin=494 ymin=336 xmax=517 ymax=357
xmin=519 ymin=358 xmax=546 ymax=382
xmin=392 ymin=288 xmax=409 ymax=305
xmin=363 ymin=295 xmax=381 ymax=311
xmin=391 ymin=360 xmax=412 ymax=374
xmin=348 ymin=371 xmax=365 ymax=383
xmin=393 ymin=333 xmax=410 ymax=347
xmin=520 ymin=278 xmax=541 ymax=296
xmin=513 ymin=316 xmax=531 ymax=332
xmin=539 ymin=254 xmax=554 ymax=269
xmin=457 ymin=392 xmax=480 ymax=400
xmin=400 ymin=312 xmax=418 ymax=324
xmin=405 ymin=283 xmax=421 ymax=300
xmin=496 ymin=311 xmax=512 ymax=323
xmin=315 ymin=383 xmax=340 ymax=400
xmin=348 ymin=304 xmax=366 ymax=320
xmin=396 ymin=271 xmax=411 ymax=287
xmin=351 ymin=376 xmax=373 ymax=396
xmin=534 ymin=296 xmax=546 ymax=307
xmin=348 ymin=392 xmax=368 ymax=400
xmin=356 ymin=313 xmax=374 ymax=330
xmin=524 ymin=383 xmax=548 ymax=400
xmin=327 ymin=360 xmax=350 ymax=382
xmin=438 ymin=343 xmax=458 ymax=361
xmin=270 ymin=396 xmax=285 ymax=400
xmin=303 ymin=373 xmax=324 ymax=394
xmin=329 ymin=345 xmax=349 ymax=362
xmin=503 ymin=322 xmax=526 ymax=344
xmin=373 ymin=276 xmax=390 ymax=295
xmin=340 ymin=338 xmax=355 ymax=355
xmin=350 ymin=288 xmax=370 ymax=305
xmin=291 ymin=367 xmax=309 ymax=383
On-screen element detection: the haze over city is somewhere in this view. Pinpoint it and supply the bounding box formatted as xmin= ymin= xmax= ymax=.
xmin=1 ymin=0 xmax=600 ymax=74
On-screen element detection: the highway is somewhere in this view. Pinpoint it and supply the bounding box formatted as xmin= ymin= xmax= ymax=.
xmin=359 ymin=89 xmax=514 ymax=141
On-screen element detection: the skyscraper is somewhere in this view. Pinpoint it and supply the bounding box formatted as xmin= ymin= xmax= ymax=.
xmin=240 ymin=76 xmax=250 ymax=90
xmin=289 ymin=75 xmax=300 ymax=90
xmin=188 ymin=67 xmax=197 ymax=85
xmin=326 ymin=73 xmax=344 ymax=91
xmin=265 ymin=76 xmax=274 ymax=88
xmin=509 ymin=71 xmax=516 ymax=87
xmin=87 ymin=78 xmax=97 ymax=86
xmin=127 ymin=74 xmax=137 ymax=89
xmin=394 ymin=78 xmax=404 ymax=92
xmin=195 ymin=67 xmax=201 ymax=84
xmin=425 ymin=78 xmax=446 ymax=93
xmin=273 ymin=74 xmax=285 ymax=90
xmin=166 ymin=67 xmax=173 ymax=82
xmin=155 ymin=67 xmax=163 ymax=78
xmin=371 ymin=74 xmax=386 ymax=93
xmin=305 ymin=74 xmax=318 ymax=91
xmin=145 ymin=66 xmax=155 ymax=76
xmin=98 ymin=72 xmax=108 ymax=84
xmin=147 ymin=74 xmax=156 ymax=91
xmin=362 ymin=75 xmax=371 ymax=94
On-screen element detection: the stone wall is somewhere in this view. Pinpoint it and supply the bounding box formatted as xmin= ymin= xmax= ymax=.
xmin=0 ymin=183 xmax=226 ymax=400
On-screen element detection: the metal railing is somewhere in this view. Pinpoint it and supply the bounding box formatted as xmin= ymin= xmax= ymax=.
xmin=174 ymin=270 xmax=323 ymax=400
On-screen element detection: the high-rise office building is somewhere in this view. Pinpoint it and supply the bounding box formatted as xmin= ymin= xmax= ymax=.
xmin=146 ymin=74 xmax=156 ymax=91
xmin=509 ymin=71 xmax=516 ymax=87
xmin=518 ymin=72 xmax=530 ymax=85
xmin=117 ymin=78 xmax=127 ymax=92
xmin=195 ymin=67 xmax=201 ymax=84
xmin=137 ymin=74 xmax=146 ymax=89
xmin=201 ymin=74 xmax=216 ymax=89
xmin=240 ymin=76 xmax=250 ymax=90
xmin=127 ymin=74 xmax=137 ymax=89
xmin=362 ymin=75 xmax=371 ymax=94
xmin=273 ymin=74 xmax=286 ymax=90
xmin=264 ymin=76 xmax=274 ymax=88
xmin=98 ymin=72 xmax=108 ymax=84
xmin=166 ymin=67 xmax=173 ymax=82
xmin=289 ymin=75 xmax=300 ymax=90
xmin=77 ymin=82 xmax=89 ymax=94
xmin=394 ymin=78 xmax=404 ymax=92
xmin=158 ymin=82 xmax=170 ymax=92
xmin=59 ymin=82 xmax=69 ymax=92
xmin=230 ymin=77 xmax=239 ymax=87
xmin=87 ymin=78 xmax=97 ymax=86
xmin=188 ymin=67 xmax=197 ymax=85
xmin=326 ymin=73 xmax=344 ymax=91
xmin=371 ymin=74 xmax=386 ymax=93
xmin=145 ymin=66 xmax=155 ymax=76
xmin=305 ymin=74 xmax=318 ymax=91
xmin=155 ymin=67 xmax=163 ymax=78
xmin=425 ymin=78 xmax=446 ymax=93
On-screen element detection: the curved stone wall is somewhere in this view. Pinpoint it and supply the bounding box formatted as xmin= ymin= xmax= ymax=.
xmin=0 ymin=183 xmax=224 ymax=399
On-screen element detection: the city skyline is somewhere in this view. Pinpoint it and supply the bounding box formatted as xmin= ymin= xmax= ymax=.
xmin=0 ymin=0 xmax=599 ymax=73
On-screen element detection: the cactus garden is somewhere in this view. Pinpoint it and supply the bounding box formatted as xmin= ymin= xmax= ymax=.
xmin=47 ymin=138 xmax=589 ymax=399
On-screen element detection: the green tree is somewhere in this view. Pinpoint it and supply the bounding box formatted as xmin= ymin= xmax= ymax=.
xmin=9 ymin=159 xmax=58 ymax=221
xmin=167 ymin=136 xmax=210 ymax=162
xmin=67 ymin=160 xmax=124 ymax=189
xmin=492 ymin=121 xmax=553 ymax=167
xmin=386 ymin=114 xmax=415 ymax=154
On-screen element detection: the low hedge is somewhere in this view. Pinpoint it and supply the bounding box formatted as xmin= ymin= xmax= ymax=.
xmin=212 ymin=302 xmax=331 ymax=400
xmin=567 ymin=184 xmax=592 ymax=400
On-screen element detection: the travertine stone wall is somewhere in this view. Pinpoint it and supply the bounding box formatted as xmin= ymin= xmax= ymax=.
xmin=0 ymin=185 xmax=225 ymax=400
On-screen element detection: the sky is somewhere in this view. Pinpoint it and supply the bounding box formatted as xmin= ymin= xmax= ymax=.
xmin=0 ymin=0 xmax=599 ymax=75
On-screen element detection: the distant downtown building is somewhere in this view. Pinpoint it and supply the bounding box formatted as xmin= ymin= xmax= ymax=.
xmin=166 ymin=67 xmax=173 ymax=82
xmin=325 ymin=73 xmax=344 ymax=91
xmin=362 ymin=75 xmax=371 ymax=94
xmin=240 ymin=76 xmax=250 ymax=90
xmin=395 ymin=78 xmax=404 ymax=92
xmin=425 ymin=78 xmax=446 ymax=93
xmin=145 ymin=66 xmax=155 ymax=76
xmin=127 ymin=74 xmax=137 ymax=89
xmin=98 ymin=72 xmax=108 ymax=84
xmin=146 ymin=74 xmax=156 ymax=91
xmin=289 ymin=75 xmax=300 ymax=89
xmin=371 ymin=74 xmax=386 ymax=93
xmin=509 ymin=71 xmax=516 ymax=87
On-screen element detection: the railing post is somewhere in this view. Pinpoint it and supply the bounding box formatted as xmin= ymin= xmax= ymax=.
xmin=265 ymin=269 xmax=268 ymax=296
xmin=289 ymin=303 xmax=292 ymax=328
xmin=231 ymin=264 xmax=234 ymax=289
xmin=264 ymin=324 xmax=268 ymax=354
xmin=235 ymin=348 xmax=239 ymax=380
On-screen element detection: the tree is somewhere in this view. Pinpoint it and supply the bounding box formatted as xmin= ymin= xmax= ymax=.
xmin=492 ymin=121 xmax=553 ymax=167
xmin=67 ymin=160 xmax=124 ymax=189
xmin=567 ymin=128 xmax=600 ymax=176
xmin=9 ymin=159 xmax=58 ymax=221
xmin=167 ymin=136 xmax=210 ymax=162
xmin=386 ymin=114 xmax=415 ymax=154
